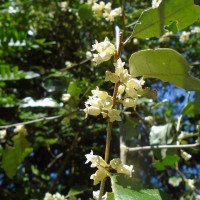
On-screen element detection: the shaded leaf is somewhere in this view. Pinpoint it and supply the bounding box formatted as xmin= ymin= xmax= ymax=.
xmin=131 ymin=0 xmax=200 ymax=39
xmin=138 ymin=87 xmax=157 ymax=101
xmin=79 ymin=5 xmax=93 ymax=22
xmin=67 ymin=186 xmax=88 ymax=197
xmin=68 ymin=80 xmax=82 ymax=97
xmin=2 ymin=133 xmax=33 ymax=178
xmin=129 ymin=48 xmax=200 ymax=91
xmin=153 ymin=155 xmax=180 ymax=171
xmin=182 ymin=92 xmax=200 ymax=116
xmin=111 ymin=174 xmax=171 ymax=200
xmin=152 ymin=99 xmax=168 ymax=109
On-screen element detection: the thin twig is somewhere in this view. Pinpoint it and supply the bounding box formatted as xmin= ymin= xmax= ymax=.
xmin=127 ymin=143 xmax=200 ymax=152
xmin=61 ymin=59 xmax=90 ymax=71
xmin=0 ymin=115 xmax=63 ymax=129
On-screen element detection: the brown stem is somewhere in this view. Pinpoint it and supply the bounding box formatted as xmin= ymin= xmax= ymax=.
xmin=99 ymin=30 xmax=124 ymax=200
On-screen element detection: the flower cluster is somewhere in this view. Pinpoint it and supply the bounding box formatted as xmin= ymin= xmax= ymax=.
xmin=106 ymin=58 xmax=144 ymax=109
xmin=91 ymin=37 xmax=115 ymax=65
xmin=85 ymin=150 xmax=133 ymax=185
xmin=43 ymin=192 xmax=66 ymax=200
xmin=87 ymin=0 xmax=122 ymax=22
xmin=84 ymin=55 xmax=144 ymax=122
xmin=84 ymin=87 xmax=121 ymax=122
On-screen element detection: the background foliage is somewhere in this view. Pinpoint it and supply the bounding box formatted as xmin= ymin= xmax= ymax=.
xmin=0 ymin=0 xmax=200 ymax=199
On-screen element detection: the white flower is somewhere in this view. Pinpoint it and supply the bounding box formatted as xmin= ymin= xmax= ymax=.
xmin=122 ymin=98 xmax=137 ymax=108
xmin=180 ymin=150 xmax=192 ymax=161
xmin=110 ymin=158 xmax=134 ymax=177
xmin=152 ymin=0 xmax=162 ymax=8
xmin=105 ymin=71 xmax=120 ymax=83
xmin=85 ymin=151 xmax=134 ymax=185
xmin=125 ymin=87 xmax=138 ymax=98
xmin=61 ymin=93 xmax=71 ymax=102
xmin=119 ymin=69 xmax=131 ymax=83
xmin=84 ymin=105 xmax=101 ymax=116
xmin=85 ymin=150 xmax=108 ymax=185
xmin=92 ymin=1 xmax=105 ymax=16
xmin=87 ymin=0 xmax=96 ymax=5
xmin=179 ymin=31 xmax=190 ymax=43
xmin=191 ymin=26 xmax=200 ymax=34
xmin=185 ymin=179 xmax=195 ymax=190
xmin=86 ymin=51 xmax=93 ymax=59
xmin=104 ymin=3 xmax=112 ymax=12
xmin=59 ymin=2 xmax=68 ymax=11
xmin=0 ymin=130 xmax=6 ymax=140
xmin=91 ymin=87 xmax=109 ymax=100
xmin=118 ymin=85 xmax=125 ymax=94
xmin=114 ymin=58 xmax=125 ymax=76
xmin=108 ymin=109 xmax=121 ymax=122
xmin=85 ymin=150 xmax=107 ymax=168
xmin=91 ymin=168 xmax=107 ymax=185
xmin=103 ymin=7 xmax=122 ymax=22
xmin=92 ymin=37 xmax=115 ymax=65
xmin=43 ymin=192 xmax=66 ymax=200
xmin=65 ymin=61 xmax=73 ymax=68
xmin=86 ymin=96 xmax=102 ymax=108
xmin=126 ymin=78 xmax=143 ymax=91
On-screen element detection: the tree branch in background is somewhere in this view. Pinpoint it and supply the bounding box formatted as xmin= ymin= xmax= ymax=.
xmin=125 ymin=143 xmax=200 ymax=153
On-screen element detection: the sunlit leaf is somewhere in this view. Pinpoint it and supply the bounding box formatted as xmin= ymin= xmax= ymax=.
xmin=129 ymin=48 xmax=200 ymax=91
xmin=131 ymin=0 xmax=200 ymax=39
xmin=111 ymin=174 xmax=171 ymax=200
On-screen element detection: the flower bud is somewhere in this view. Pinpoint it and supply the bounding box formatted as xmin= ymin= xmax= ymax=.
xmin=122 ymin=98 xmax=137 ymax=108
xmin=84 ymin=106 xmax=101 ymax=116
xmin=118 ymin=85 xmax=125 ymax=94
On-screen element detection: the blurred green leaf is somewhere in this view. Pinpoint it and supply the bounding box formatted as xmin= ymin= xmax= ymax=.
xmin=67 ymin=186 xmax=88 ymax=197
xmin=138 ymin=87 xmax=157 ymax=101
xmin=182 ymin=92 xmax=200 ymax=115
xmin=2 ymin=133 xmax=33 ymax=178
xmin=68 ymin=80 xmax=82 ymax=97
xmin=78 ymin=5 xmax=93 ymax=22
xmin=153 ymin=155 xmax=180 ymax=171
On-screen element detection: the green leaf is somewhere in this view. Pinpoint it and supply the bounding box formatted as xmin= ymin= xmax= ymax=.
xmin=78 ymin=5 xmax=93 ymax=22
xmin=111 ymin=174 xmax=171 ymax=200
xmin=129 ymin=48 xmax=200 ymax=91
xmin=168 ymin=176 xmax=182 ymax=187
xmin=106 ymin=192 xmax=114 ymax=200
xmin=153 ymin=155 xmax=180 ymax=171
xmin=182 ymin=92 xmax=200 ymax=116
xmin=2 ymin=133 xmax=33 ymax=178
xmin=67 ymin=186 xmax=88 ymax=197
xmin=131 ymin=0 xmax=200 ymax=39
xmin=68 ymin=80 xmax=82 ymax=97
xmin=138 ymin=87 xmax=157 ymax=101
xmin=164 ymin=21 xmax=178 ymax=34
xmin=152 ymin=99 xmax=168 ymax=109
